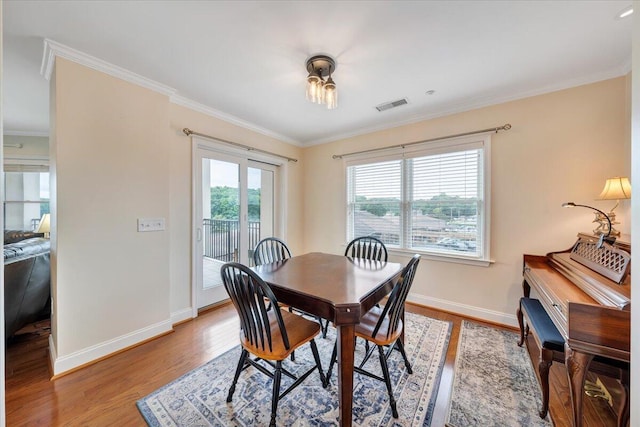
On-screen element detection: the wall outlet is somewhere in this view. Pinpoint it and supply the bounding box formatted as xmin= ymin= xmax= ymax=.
xmin=137 ymin=218 xmax=165 ymax=232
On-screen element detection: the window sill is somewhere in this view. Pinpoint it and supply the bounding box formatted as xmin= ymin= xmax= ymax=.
xmin=388 ymin=248 xmax=494 ymax=267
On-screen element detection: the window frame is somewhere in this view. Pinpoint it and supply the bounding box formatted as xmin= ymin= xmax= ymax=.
xmin=3 ymin=156 xmax=50 ymax=231
xmin=345 ymin=134 xmax=492 ymax=267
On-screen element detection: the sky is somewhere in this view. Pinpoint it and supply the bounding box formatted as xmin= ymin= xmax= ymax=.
xmin=209 ymin=159 xmax=261 ymax=189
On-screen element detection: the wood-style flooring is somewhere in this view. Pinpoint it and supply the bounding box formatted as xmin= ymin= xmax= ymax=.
xmin=5 ymin=303 xmax=619 ymax=426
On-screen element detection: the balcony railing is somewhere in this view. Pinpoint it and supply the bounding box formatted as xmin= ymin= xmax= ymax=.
xmin=203 ymin=219 xmax=261 ymax=262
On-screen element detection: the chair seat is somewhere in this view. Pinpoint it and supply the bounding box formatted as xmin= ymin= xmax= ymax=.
xmin=355 ymin=305 xmax=403 ymax=346
xmin=241 ymin=309 xmax=321 ymax=360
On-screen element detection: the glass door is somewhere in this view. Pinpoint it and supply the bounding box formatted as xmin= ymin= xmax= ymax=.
xmin=247 ymin=163 xmax=275 ymax=265
xmin=194 ymin=144 xmax=278 ymax=310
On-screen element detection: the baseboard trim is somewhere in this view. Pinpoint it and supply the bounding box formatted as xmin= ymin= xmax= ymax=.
xmin=171 ymin=307 xmax=194 ymax=326
xmin=408 ymin=293 xmax=518 ymax=328
xmin=50 ymin=319 xmax=173 ymax=376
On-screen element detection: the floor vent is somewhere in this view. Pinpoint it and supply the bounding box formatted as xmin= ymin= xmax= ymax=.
xmin=376 ymin=98 xmax=408 ymax=112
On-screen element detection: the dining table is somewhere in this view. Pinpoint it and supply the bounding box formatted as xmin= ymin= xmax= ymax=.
xmin=251 ymin=251 xmax=404 ymax=427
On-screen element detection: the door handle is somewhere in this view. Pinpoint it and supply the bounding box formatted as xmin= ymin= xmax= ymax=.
xmin=197 ymin=228 xmax=202 ymax=242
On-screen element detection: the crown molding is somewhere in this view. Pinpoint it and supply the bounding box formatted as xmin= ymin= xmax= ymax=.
xmin=303 ymin=66 xmax=630 ymax=146
xmin=38 ymin=39 xmax=629 ymax=149
xmin=41 ymin=38 xmax=176 ymax=96
xmin=40 ymin=39 xmax=301 ymax=147
xmin=170 ymin=95 xmax=301 ymax=146
xmin=618 ymin=55 xmax=632 ymax=75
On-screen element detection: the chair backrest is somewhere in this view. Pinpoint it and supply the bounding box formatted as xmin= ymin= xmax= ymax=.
xmin=344 ymin=236 xmax=388 ymax=262
xmin=220 ymin=262 xmax=291 ymax=352
xmin=253 ymin=237 xmax=292 ymax=266
xmin=372 ymin=254 xmax=421 ymax=340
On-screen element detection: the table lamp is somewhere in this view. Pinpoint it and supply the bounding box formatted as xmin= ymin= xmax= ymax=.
xmin=597 ymin=177 xmax=631 ymax=236
xmin=36 ymin=213 xmax=51 ymax=238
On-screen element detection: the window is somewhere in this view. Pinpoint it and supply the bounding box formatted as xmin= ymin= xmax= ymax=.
xmin=346 ymin=134 xmax=490 ymax=264
xmin=4 ymin=171 xmax=50 ymax=231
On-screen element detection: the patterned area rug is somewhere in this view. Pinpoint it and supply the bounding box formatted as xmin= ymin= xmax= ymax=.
xmin=446 ymin=321 xmax=553 ymax=427
xmin=137 ymin=313 xmax=451 ymax=426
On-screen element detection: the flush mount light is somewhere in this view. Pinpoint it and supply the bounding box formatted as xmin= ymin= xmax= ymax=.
xmin=306 ymin=55 xmax=338 ymax=109
xmin=616 ymin=5 xmax=633 ymax=19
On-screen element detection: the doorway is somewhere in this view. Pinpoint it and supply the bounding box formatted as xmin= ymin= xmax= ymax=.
xmin=192 ymin=138 xmax=280 ymax=311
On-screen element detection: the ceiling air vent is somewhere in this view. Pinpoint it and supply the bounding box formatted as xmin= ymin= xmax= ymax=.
xmin=375 ymin=98 xmax=409 ymax=112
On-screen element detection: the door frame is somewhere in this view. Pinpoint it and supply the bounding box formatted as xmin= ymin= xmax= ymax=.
xmin=190 ymin=136 xmax=287 ymax=318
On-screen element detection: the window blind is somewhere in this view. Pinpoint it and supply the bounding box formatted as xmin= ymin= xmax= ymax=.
xmin=346 ymin=134 xmax=490 ymax=262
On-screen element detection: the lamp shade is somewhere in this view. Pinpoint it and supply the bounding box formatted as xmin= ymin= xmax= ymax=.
xmin=36 ymin=213 xmax=50 ymax=234
xmin=598 ymin=177 xmax=631 ymax=200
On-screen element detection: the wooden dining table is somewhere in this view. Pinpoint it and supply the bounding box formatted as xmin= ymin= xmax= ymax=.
xmin=251 ymin=252 xmax=404 ymax=427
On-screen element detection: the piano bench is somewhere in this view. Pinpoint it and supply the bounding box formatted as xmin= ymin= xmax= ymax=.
xmin=517 ymin=297 xmax=565 ymax=419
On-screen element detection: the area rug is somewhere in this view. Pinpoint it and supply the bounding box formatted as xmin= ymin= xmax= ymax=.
xmin=137 ymin=312 xmax=452 ymax=426
xmin=445 ymin=321 xmax=553 ymax=427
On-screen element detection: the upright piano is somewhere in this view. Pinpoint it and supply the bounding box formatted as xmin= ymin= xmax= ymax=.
xmin=522 ymin=233 xmax=631 ymax=427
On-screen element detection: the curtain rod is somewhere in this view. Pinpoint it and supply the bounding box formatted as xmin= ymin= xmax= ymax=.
xmin=182 ymin=128 xmax=298 ymax=163
xmin=332 ymin=123 xmax=512 ymax=160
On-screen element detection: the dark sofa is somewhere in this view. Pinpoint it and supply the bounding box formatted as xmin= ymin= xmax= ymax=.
xmin=4 ymin=230 xmax=51 ymax=340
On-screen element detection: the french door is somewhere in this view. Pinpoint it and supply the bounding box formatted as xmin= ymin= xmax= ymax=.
xmin=193 ymin=138 xmax=279 ymax=310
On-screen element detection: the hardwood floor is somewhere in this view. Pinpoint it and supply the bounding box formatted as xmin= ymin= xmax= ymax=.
xmin=5 ymin=303 xmax=619 ymax=426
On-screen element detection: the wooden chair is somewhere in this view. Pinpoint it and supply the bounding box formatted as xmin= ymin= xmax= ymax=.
xmin=253 ymin=237 xmax=292 ymax=266
xmin=333 ymin=235 xmax=389 ymax=339
xmin=253 ymin=237 xmax=327 ymax=347
xmin=344 ymin=236 xmax=388 ymax=262
xmin=327 ymin=254 xmax=420 ymax=418
xmin=253 ymin=237 xmax=292 ymax=316
xmin=221 ymin=262 xmax=327 ymax=427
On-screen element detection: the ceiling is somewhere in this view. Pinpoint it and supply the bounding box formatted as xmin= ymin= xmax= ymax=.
xmin=2 ymin=1 xmax=633 ymax=146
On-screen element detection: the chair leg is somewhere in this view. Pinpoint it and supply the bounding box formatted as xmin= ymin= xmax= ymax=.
xmin=326 ymin=341 xmax=338 ymax=381
xmin=394 ymin=339 xmax=412 ymax=374
xmin=227 ymin=349 xmax=248 ymax=402
xmin=326 ymin=336 xmax=360 ymax=382
xmin=270 ymin=360 xmax=283 ymax=427
xmin=309 ymin=339 xmax=328 ymax=388
xmin=321 ymin=318 xmax=329 ymax=338
xmin=377 ymin=345 xmax=398 ymax=418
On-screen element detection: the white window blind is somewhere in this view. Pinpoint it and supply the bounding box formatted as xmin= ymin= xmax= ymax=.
xmin=346 ymin=134 xmax=490 ymax=264
xmin=348 ymin=160 xmax=402 ymax=245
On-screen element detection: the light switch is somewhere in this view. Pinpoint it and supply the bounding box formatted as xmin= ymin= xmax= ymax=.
xmin=137 ymin=218 xmax=166 ymax=232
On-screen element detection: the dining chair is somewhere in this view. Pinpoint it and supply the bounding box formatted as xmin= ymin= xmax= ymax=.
xmin=323 ymin=235 xmax=389 ymax=338
xmin=253 ymin=237 xmax=325 ymax=360
xmin=253 ymin=237 xmax=292 ymax=313
xmin=344 ymin=236 xmax=388 ymax=262
xmin=253 ymin=237 xmax=292 ymax=266
xmin=221 ymin=262 xmax=328 ymax=427
xmin=326 ymin=254 xmax=421 ymax=418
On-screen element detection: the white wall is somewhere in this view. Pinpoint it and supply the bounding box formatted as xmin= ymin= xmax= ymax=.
xmin=302 ymin=76 xmax=631 ymax=326
xmin=0 ymin=3 xmax=5 ymax=422
xmin=630 ymin=2 xmax=638 ymax=423
xmin=44 ymin=56 xmax=304 ymax=374
xmin=49 ymin=58 xmax=173 ymax=373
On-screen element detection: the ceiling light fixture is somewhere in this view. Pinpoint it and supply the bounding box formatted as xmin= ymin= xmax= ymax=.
xmin=306 ymin=55 xmax=338 ymax=109
xmin=617 ymin=5 xmax=633 ymax=18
